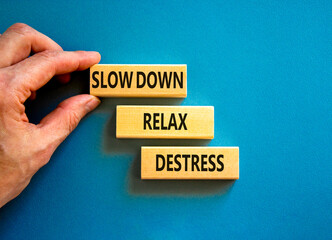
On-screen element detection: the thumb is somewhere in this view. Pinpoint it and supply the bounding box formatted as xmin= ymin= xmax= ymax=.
xmin=38 ymin=94 xmax=100 ymax=149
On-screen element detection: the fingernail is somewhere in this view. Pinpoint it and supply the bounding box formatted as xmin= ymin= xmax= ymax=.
xmin=87 ymin=51 xmax=99 ymax=54
xmin=88 ymin=51 xmax=101 ymax=60
xmin=86 ymin=96 xmax=101 ymax=111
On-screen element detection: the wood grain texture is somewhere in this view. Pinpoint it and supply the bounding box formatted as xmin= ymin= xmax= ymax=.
xmin=116 ymin=106 xmax=214 ymax=139
xmin=141 ymin=147 xmax=239 ymax=179
xmin=90 ymin=64 xmax=187 ymax=97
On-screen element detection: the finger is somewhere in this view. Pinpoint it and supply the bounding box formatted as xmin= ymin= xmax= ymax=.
xmin=12 ymin=50 xmax=101 ymax=100
xmin=0 ymin=23 xmax=63 ymax=68
xmin=38 ymin=94 xmax=100 ymax=149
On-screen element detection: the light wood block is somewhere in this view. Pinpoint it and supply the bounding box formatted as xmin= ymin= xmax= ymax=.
xmin=90 ymin=64 xmax=187 ymax=97
xmin=116 ymin=106 xmax=214 ymax=139
xmin=141 ymin=147 xmax=239 ymax=179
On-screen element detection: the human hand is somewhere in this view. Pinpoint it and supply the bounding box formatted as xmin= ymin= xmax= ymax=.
xmin=0 ymin=23 xmax=101 ymax=208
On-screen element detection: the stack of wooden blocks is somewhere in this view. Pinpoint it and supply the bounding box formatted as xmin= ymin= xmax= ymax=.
xmin=90 ymin=64 xmax=239 ymax=180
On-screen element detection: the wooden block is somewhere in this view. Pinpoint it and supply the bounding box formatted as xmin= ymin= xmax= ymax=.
xmin=90 ymin=64 xmax=187 ymax=97
xmin=141 ymin=147 xmax=239 ymax=179
xmin=116 ymin=106 xmax=214 ymax=139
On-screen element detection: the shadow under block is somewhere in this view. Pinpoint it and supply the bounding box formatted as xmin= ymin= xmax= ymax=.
xmin=141 ymin=147 xmax=239 ymax=179
xmin=90 ymin=64 xmax=187 ymax=97
xmin=116 ymin=106 xmax=214 ymax=139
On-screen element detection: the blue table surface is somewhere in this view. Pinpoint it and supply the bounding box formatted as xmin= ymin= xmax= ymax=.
xmin=0 ymin=1 xmax=331 ymax=239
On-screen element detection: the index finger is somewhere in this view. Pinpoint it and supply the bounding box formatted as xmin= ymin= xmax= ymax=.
xmin=11 ymin=50 xmax=101 ymax=101
xmin=0 ymin=23 xmax=62 ymax=68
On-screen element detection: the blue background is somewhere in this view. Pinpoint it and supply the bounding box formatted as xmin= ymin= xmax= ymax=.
xmin=0 ymin=1 xmax=331 ymax=239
